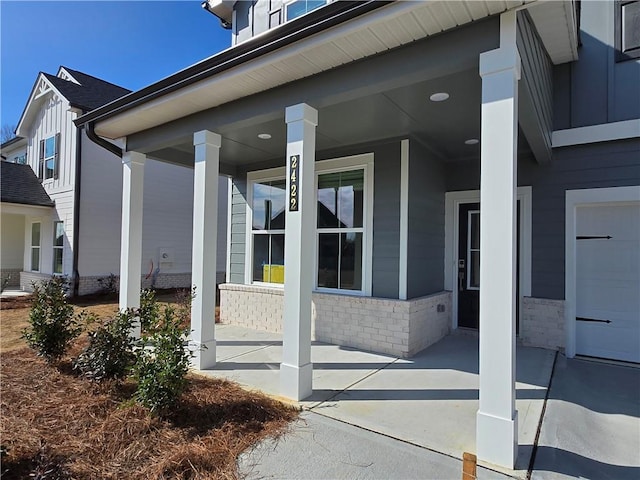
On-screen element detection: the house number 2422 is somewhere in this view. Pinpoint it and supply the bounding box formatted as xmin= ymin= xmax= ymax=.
xmin=289 ymin=154 xmax=299 ymax=212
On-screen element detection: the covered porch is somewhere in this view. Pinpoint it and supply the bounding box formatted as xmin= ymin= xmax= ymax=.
xmin=77 ymin=1 xmax=579 ymax=469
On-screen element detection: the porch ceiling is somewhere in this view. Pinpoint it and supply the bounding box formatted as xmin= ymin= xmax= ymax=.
xmin=148 ymin=68 xmax=532 ymax=169
xmin=87 ymin=0 xmax=576 ymax=143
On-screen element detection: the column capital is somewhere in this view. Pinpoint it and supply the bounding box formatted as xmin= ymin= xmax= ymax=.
xmin=479 ymin=47 xmax=521 ymax=80
xmin=193 ymin=130 xmax=222 ymax=148
xmin=122 ymin=150 xmax=146 ymax=166
xmin=285 ymin=103 xmax=318 ymax=126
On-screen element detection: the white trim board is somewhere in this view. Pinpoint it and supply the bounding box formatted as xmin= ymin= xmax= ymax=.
xmin=552 ymin=119 xmax=640 ymax=148
xmin=564 ymin=186 xmax=640 ymax=358
xmin=444 ymin=187 xmax=532 ymax=330
xmin=398 ymin=139 xmax=409 ymax=300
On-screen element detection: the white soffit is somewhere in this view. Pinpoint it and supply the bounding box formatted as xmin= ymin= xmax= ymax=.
xmin=526 ymin=0 xmax=579 ymax=64
xmin=95 ymin=0 xmax=568 ymax=139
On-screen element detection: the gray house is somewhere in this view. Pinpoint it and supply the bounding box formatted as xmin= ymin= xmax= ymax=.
xmin=75 ymin=0 xmax=639 ymax=469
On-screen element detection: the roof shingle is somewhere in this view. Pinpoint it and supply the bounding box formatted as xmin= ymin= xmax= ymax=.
xmin=1 ymin=162 xmax=55 ymax=207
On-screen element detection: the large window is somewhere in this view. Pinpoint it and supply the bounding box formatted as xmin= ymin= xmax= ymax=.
xmin=246 ymin=154 xmax=373 ymax=294
xmin=53 ymin=221 xmax=64 ymax=274
xmin=39 ymin=134 xmax=59 ymax=180
xmin=616 ymin=1 xmax=640 ymax=61
xmin=285 ymin=0 xmax=327 ymax=21
xmin=251 ymin=178 xmax=286 ymax=284
xmin=31 ymin=222 xmax=41 ymax=272
xmin=316 ymin=170 xmax=364 ymax=291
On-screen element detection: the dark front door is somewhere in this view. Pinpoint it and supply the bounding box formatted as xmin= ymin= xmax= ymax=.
xmin=457 ymin=202 xmax=520 ymax=330
xmin=458 ymin=203 xmax=480 ymax=328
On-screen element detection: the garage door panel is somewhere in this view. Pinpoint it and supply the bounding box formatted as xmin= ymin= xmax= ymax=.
xmin=575 ymin=203 xmax=640 ymax=363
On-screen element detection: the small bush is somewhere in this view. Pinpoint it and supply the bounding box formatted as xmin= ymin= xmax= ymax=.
xmin=22 ymin=277 xmax=82 ymax=363
xmin=96 ymin=273 xmax=118 ymax=295
xmin=174 ymin=286 xmax=196 ymax=329
xmin=74 ymin=309 xmax=137 ymax=381
xmin=133 ymin=304 xmax=193 ymax=414
xmin=138 ymin=288 xmax=160 ymax=333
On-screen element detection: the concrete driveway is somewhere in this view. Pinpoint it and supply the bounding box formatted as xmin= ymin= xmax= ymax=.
xmin=201 ymin=324 xmax=639 ymax=479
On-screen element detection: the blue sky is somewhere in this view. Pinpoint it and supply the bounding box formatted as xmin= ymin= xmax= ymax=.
xmin=1 ymin=0 xmax=231 ymax=128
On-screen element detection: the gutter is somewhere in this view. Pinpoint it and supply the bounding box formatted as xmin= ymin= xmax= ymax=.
xmin=72 ymin=124 xmax=83 ymax=296
xmin=74 ymin=0 xmax=390 ymax=131
xmin=86 ymin=122 xmax=122 ymax=157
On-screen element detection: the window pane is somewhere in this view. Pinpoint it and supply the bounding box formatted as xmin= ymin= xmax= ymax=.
xmin=53 ymin=249 xmax=63 ymax=274
xmin=46 ymin=159 xmax=55 ymax=178
xmin=253 ymin=234 xmax=269 ymax=282
xmin=318 ymin=170 xmax=364 ymax=228
xmin=253 ymin=180 xmax=286 ymax=230
xmin=340 ymin=232 xmax=362 ymax=290
xmin=470 ymin=212 xmax=480 ymax=249
xmin=469 ymin=251 xmax=480 ymax=288
xmin=268 ymin=234 xmax=285 ymax=284
xmin=31 ymin=248 xmax=39 ymax=272
xmin=623 ymin=1 xmax=640 ymax=52
xmin=45 ymin=136 xmax=55 ymax=158
xmin=54 ymin=222 xmax=64 ymax=247
xmin=31 ymin=223 xmax=40 ymax=246
xmin=286 ymin=0 xmax=325 ymax=21
xmin=317 ymin=233 xmax=339 ymax=288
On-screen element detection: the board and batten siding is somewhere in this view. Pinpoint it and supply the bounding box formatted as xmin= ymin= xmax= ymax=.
xmin=517 ymin=10 xmax=553 ymax=163
xmin=233 ymin=0 xmax=284 ymax=45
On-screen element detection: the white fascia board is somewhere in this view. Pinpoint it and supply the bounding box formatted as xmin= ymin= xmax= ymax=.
xmin=16 ymin=74 xmax=69 ymax=138
xmin=552 ymin=120 xmax=640 ymax=147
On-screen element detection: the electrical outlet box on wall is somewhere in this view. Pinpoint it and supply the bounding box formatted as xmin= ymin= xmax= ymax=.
xmin=158 ymin=247 xmax=175 ymax=264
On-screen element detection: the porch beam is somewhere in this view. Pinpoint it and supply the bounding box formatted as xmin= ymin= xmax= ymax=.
xmin=119 ymin=150 xmax=146 ymax=338
xmin=280 ymin=103 xmax=317 ymax=401
xmin=190 ymin=130 xmax=221 ymax=370
xmin=476 ymin=11 xmax=521 ymax=469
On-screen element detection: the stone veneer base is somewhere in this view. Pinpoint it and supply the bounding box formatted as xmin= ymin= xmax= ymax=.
xmin=219 ymin=283 xmax=452 ymax=358
xmin=519 ymin=296 xmax=565 ymax=351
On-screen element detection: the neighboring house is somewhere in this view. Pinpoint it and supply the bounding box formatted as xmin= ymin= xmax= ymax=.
xmin=74 ymin=0 xmax=638 ymax=468
xmin=0 ymin=66 xmax=228 ymax=295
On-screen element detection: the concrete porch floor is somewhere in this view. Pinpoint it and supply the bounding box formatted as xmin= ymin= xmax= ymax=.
xmin=201 ymin=324 xmax=556 ymax=478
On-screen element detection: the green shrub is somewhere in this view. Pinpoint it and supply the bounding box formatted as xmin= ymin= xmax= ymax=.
xmin=74 ymin=309 xmax=137 ymax=381
xmin=133 ymin=304 xmax=193 ymax=414
xmin=22 ymin=277 xmax=82 ymax=363
xmin=138 ymin=288 xmax=160 ymax=332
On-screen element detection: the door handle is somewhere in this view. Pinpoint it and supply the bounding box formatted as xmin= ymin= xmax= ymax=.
xmin=458 ymin=271 xmax=465 ymax=291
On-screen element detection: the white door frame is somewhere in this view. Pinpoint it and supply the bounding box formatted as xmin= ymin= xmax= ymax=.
xmin=444 ymin=186 xmax=532 ymax=330
xmin=564 ymin=185 xmax=640 ymax=358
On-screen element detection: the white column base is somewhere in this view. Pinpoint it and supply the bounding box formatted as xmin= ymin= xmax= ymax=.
xmin=189 ymin=339 xmax=217 ymax=370
xmin=476 ymin=410 xmax=518 ymax=469
xmin=280 ymin=361 xmax=313 ymax=401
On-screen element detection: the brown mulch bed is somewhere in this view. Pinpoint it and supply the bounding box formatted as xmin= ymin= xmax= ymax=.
xmin=1 ymin=346 xmax=299 ymax=479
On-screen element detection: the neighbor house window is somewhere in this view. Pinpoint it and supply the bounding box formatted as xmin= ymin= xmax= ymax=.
xmin=31 ymin=222 xmax=41 ymax=272
xmin=39 ymin=134 xmax=59 ymax=180
xmin=616 ymin=1 xmax=640 ymax=61
xmin=246 ymin=154 xmax=373 ymax=294
xmin=53 ymin=221 xmax=64 ymax=274
xmin=285 ymin=0 xmax=327 ymax=21
xmin=251 ymin=178 xmax=286 ymax=284
xmin=13 ymin=153 xmax=27 ymax=164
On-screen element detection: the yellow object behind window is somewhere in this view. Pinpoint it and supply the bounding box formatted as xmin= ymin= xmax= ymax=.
xmin=263 ymin=264 xmax=285 ymax=284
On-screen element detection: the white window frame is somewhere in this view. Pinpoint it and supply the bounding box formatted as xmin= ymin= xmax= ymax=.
xmin=43 ymin=135 xmax=56 ymax=180
xmin=30 ymin=222 xmax=41 ymax=272
xmin=466 ymin=209 xmax=480 ymax=291
xmin=245 ymin=153 xmax=374 ymax=296
xmin=52 ymin=221 xmax=64 ymax=275
xmin=284 ymin=0 xmax=329 ymax=22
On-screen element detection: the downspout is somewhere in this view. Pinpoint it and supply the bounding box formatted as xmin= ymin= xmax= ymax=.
xmin=72 ymin=124 xmax=83 ymax=297
xmin=74 ymin=122 xmax=123 ymax=296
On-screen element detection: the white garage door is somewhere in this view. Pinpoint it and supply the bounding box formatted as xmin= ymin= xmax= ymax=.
xmin=575 ymin=203 xmax=640 ymax=363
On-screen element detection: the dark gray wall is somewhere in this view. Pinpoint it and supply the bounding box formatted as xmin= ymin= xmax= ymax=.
xmin=233 ymin=0 xmax=283 ymax=45
xmin=517 ymin=11 xmax=553 ymax=163
xmin=553 ymin=1 xmax=640 ymax=129
xmin=227 ymin=138 xmax=402 ymax=299
xmin=446 ymin=139 xmax=640 ymax=300
xmin=407 ymin=139 xmax=446 ymax=299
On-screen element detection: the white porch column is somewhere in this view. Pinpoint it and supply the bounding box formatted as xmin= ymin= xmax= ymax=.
xmin=476 ymin=11 xmax=521 ymax=469
xmin=190 ymin=130 xmax=221 ymax=370
xmin=280 ymin=103 xmax=318 ymax=401
xmin=119 ymin=150 xmax=146 ymax=338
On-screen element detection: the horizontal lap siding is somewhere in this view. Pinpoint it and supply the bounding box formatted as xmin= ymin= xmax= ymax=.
xmin=229 ymin=177 xmax=247 ymax=284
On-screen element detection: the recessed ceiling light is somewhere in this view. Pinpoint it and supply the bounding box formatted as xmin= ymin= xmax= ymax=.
xmin=257 ymin=133 xmax=272 ymax=140
xmin=465 ymin=138 xmax=479 ymax=145
xmin=429 ymin=92 xmax=449 ymax=102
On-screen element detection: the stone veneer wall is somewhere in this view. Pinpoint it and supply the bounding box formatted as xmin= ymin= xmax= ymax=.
xmin=77 ymin=272 xmax=224 ymax=296
xmin=1 ymin=268 xmax=22 ymax=287
xmin=520 ymin=297 xmax=565 ymax=351
xmin=219 ymin=283 xmax=452 ymax=358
